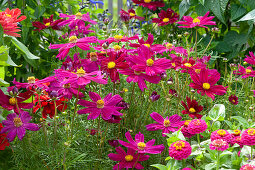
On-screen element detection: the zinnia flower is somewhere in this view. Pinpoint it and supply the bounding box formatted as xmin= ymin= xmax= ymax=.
xmin=152 ymin=8 xmax=179 ymax=26
xmin=211 ymin=129 xmax=232 ymax=143
xmin=0 ymin=111 xmax=39 ymax=142
xmin=0 ymin=123 xmax=10 ymax=150
xmin=240 ymin=164 xmax=255 ymax=170
xmin=180 ymin=120 xmax=195 ymax=138
xmin=209 ymin=139 xmax=229 ymax=151
xmin=108 ymin=147 xmax=149 ymax=170
xmin=32 ymin=15 xmax=63 ymax=31
xmin=187 ymin=119 xmax=207 ymax=134
xmin=228 ymin=94 xmax=238 ymax=105
xmin=241 ymin=128 xmax=255 ymax=146
xmin=118 ymin=131 xmax=165 ymax=154
xmin=181 ymin=96 xmax=203 ymax=119
xmin=189 ymin=68 xmax=227 ymax=100
xmin=146 ymin=112 xmax=183 ymax=137
xmin=177 ymin=11 xmax=216 ymax=28
xmin=168 ymin=140 xmax=192 ymax=160
xmin=77 ymin=92 xmax=123 ymax=120
xmin=132 ymin=0 xmax=165 ymax=11
xmin=244 ymin=51 xmax=255 ymax=65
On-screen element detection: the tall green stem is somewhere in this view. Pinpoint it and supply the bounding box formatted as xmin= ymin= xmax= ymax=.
xmin=216 ymin=151 xmax=220 ymax=170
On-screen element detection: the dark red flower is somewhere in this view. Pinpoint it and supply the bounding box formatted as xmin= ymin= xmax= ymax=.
xmin=120 ymin=9 xmax=144 ymax=22
xmin=132 ymin=0 xmax=165 ymax=11
xmin=228 ymin=95 xmax=238 ymax=105
xmin=152 ymin=8 xmax=179 ymax=26
xmin=0 ymin=123 xmax=10 ymax=150
xmin=32 ymin=15 xmax=64 ymax=31
xmin=181 ymin=97 xmax=203 ymax=119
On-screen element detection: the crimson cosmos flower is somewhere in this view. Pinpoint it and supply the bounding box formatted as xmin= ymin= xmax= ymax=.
xmin=32 ymin=14 xmax=64 ymax=31
xmin=177 ymin=11 xmax=216 ymax=28
xmin=244 ymin=51 xmax=255 ymax=65
xmin=233 ymin=65 xmax=255 ymax=79
xmin=181 ymin=96 xmax=203 ymax=119
xmin=120 ymin=9 xmax=144 ymax=22
xmin=152 ymin=8 xmax=179 ymax=26
xmin=108 ymin=147 xmax=149 ymax=170
xmin=118 ymin=131 xmax=165 ymax=154
xmin=228 ymin=94 xmax=238 ymax=105
xmin=189 ymin=68 xmax=227 ymax=100
xmin=132 ymin=0 xmax=165 ymax=11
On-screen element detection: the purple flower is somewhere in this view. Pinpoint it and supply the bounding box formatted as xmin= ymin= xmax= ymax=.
xmin=149 ymin=91 xmax=160 ymax=102
xmin=0 ymin=111 xmax=39 ymax=142
xmin=77 ymin=92 xmax=123 ymax=120
xmin=146 ymin=112 xmax=184 ymax=137
xmin=118 ymin=131 xmax=165 ymax=154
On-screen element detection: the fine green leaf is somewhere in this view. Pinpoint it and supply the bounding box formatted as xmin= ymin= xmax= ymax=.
xmin=231 ymin=116 xmax=249 ymax=128
xmin=150 ymin=164 xmax=167 ymax=170
xmin=238 ymin=9 xmax=255 ymax=22
xmin=208 ymin=104 xmax=225 ymax=121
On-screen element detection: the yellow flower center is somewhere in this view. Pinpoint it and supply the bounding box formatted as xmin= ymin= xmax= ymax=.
xmin=195 ymin=69 xmax=201 ymax=74
xmin=248 ymin=129 xmax=255 ymax=136
xmin=171 ymin=63 xmax=176 ymax=67
xmin=146 ymin=59 xmax=154 ymax=66
xmin=107 ymin=61 xmax=116 ymax=69
xmin=9 ymin=97 xmax=17 ymax=105
xmin=137 ymin=142 xmax=146 ymax=150
xmin=13 ymin=117 xmax=23 ymax=127
xmin=90 ymin=52 xmax=98 ymax=61
xmin=144 ymin=0 xmax=151 ymax=3
xmin=217 ymin=130 xmax=226 ymax=137
xmin=166 ymin=43 xmax=173 ymax=49
xmin=134 ymin=70 xmax=142 ymax=75
xmin=76 ymin=67 xmax=86 ymax=77
xmin=246 ymin=69 xmax=252 ymax=74
xmin=189 ymin=108 xmax=196 ymax=113
xmin=96 ymin=100 xmax=104 ymax=108
xmin=63 ymin=83 xmax=70 ymax=88
xmin=184 ymin=63 xmax=192 ymax=67
xmin=69 ymin=36 xmax=78 ymax=43
xmin=173 ymin=141 xmax=185 ymax=151
xmin=184 ymin=120 xmax=191 ymax=126
xmin=129 ymin=13 xmax=135 ymax=17
xmin=27 ymin=76 xmax=35 ymax=84
xmin=233 ymin=130 xmax=240 ymax=136
xmin=114 ymin=35 xmax=123 ymax=40
xmin=113 ymin=45 xmax=121 ymax=51
xmin=193 ymin=119 xmax=201 ymax=126
xmin=232 ymin=99 xmax=235 ymax=103
xmin=163 ymin=18 xmax=169 ymax=22
xmin=75 ymin=12 xmax=83 ymax=19
xmin=164 ymin=119 xmax=170 ymax=127
xmin=75 ymin=26 xmax=78 ymax=30
xmin=5 ymin=14 xmax=11 ymax=17
xmin=123 ymin=88 xmax=128 ymax=92
xmin=45 ymin=22 xmax=50 ymax=27
xmin=202 ymin=83 xmax=210 ymax=90
xmin=193 ymin=18 xmax=200 ymax=23
xmin=125 ymin=155 xmax=134 ymax=162
xmin=143 ymin=44 xmax=150 ymax=48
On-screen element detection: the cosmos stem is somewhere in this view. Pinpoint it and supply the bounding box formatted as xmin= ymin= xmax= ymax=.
xmin=70 ymin=86 xmax=80 ymax=140
xmin=132 ymin=153 xmax=140 ymax=170
xmin=53 ymin=100 xmax=57 ymax=150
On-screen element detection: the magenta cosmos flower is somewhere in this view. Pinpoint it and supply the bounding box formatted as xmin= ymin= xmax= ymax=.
xmin=0 ymin=111 xmax=39 ymax=142
xmin=146 ymin=112 xmax=183 ymax=137
xmin=177 ymin=11 xmax=216 ymax=28
xmin=240 ymin=164 xmax=255 ymax=170
xmin=211 ymin=129 xmax=232 ymax=143
xmin=132 ymin=0 xmax=165 ymax=11
xmin=32 ymin=14 xmax=63 ymax=31
xmin=152 ymin=8 xmax=179 ymax=26
xmin=228 ymin=94 xmax=238 ymax=105
xmin=209 ymin=139 xmax=229 ymax=151
xmin=49 ymin=36 xmax=97 ymax=60
xmin=233 ymin=65 xmax=255 ymax=79
xmin=241 ymin=128 xmax=255 ymax=146
xmin=181 ymin=96 xmax=203 ymax=119
xmin=13 ymin=76 xmax=55 ymax=90
xmin=118 ymin=131 xmax=165 ymax=154
xmin=188 ymin=119 xmax=207 ymax=134
xmin=244 ymin=51 xmax=255 ymax=65
xmin=189 ymin=68 xmax=227 ymax=100
xmin=169 ymin=140 xmax=192 ymax=160
xmin=77 ymin=92 xmax=123 ymax=120
xmin=108 ymin=147 xmax=149 ymax=170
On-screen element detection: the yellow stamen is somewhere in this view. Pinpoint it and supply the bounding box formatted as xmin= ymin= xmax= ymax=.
xmin=217 ymin=130 xmax=226 ymax=137
xmin=184 ymin=120 xmax=191 ymax=126
xmin=173 ymin=141 xmax=185 ymax=151
xmin=76 ymin=67 xmax=85 ymax=77
xmin=45 ymin=22 xmax=50 ymax=27
xmin=129 ymin=13 xmax=135 ymax=17
xmin=63 ymin=83 xmax=70 ymax=88
xmin=134 ymin=71 xmax=142 ymax=75
xmin=143 ymin=44 xmax=150 ymax=48
xmin=113 ymin=45 xmax=121 ymax=51
xmin=13 ymin=117 xmax=23 ymax=127
xmin=164 ymin=119 xmax=170 ymax=127
xmin=90 ymin=52 xmax=98 ymax=61
xmin=193 ymin=18 xmax=200 ymax=23
xmin=96 ymin=100 xmax=104 ymax=108
xmin=166 ymin=43 xmax=173 ymax=49
xmin=163 ymin=18 xmax=169 ymax=22
xmin=107 ymin=62 xmax=116 ymax=69
xmin=75 ymin=12 xmax=83 ymax=19
xmin=233 ymin=130 xmax=240 ymax=136
xmin=5 ymin=14 xmax=11 ymax=17
xmin=137 ymin=142 xmax=146 ymax=150
xmin=193 ymin=119 xmax=201 ymax=126
xmin=184 ymin=63 xmax=192 ymax=67
xmin=9 ymin=97 xmax=17 ymax=105
xmin=248 ymin=129 xmax=255 ymax=136
xmin=171 ymin=63 xmax=176 ymax=67
xmin=144 ymin=0 xmax=151 ymax=3
xmin=27 ymin=76 xmax=35 ymax=84
xmin=202 ymin=83 xmax=210 ymax=90
xmin=246 ymin=69 xmax=252 ymax=74
xmin=125 ymin=155 xmax=134 ymax=162
xmin=146 ymin=59 xmax=154 ymax=66
xmin=114 ymin=35 xmax=123 ymax=40
xmin=69 ymin=36 xmax=78 ymax=43
xmin=195 ymin=69 xmax=201 ymax=74
xmin=189 ymin=108 xmax=196 ymax=113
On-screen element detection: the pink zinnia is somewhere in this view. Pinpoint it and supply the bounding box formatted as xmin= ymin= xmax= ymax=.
xmin=233 ymin=65 xmax=255 ymax=79
xmin=152 ymin=8 xmax=179 ymax=26
xmin=241 ymin=128 xmax=255 ymax=146
xmin=211 ymin=129 xmax=232 ymax=143
xmin=168 ymin=140 xmax=192 ymax=160
xmin=244 ymin=51 xmax=255 ymax=65
xmin=108 ymin=147 xmax=149 ymax=170
xmin=177 ymin=11 xmax=216 ymax=28
xmin=189 ymin=68 xmax=227 ymax=100
xmin=146 ymin=112 xmax=184 ymax=137
xmin=209 ymin=139 xmax=229 ymax=151
xmin=187 ymin=119 xmax=207 ymax=134
xmin=240 ymin=164 xmax=255 ymax=170
xmin=180 ymin=120 xmax=195 ymax=138
xmin=77 ymin=92 xmax=123 ymax=120
xmin=118 ymin=131 xmax=165 ymax=154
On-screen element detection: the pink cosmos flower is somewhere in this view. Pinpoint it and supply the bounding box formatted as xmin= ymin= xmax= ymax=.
xmin=108 ymin=147 xmax=149 ymax=170
xmin=187 ymin=119 xmax=207 ymax=134
xmin=240 ymin=164 xmax=255 ymax=170
xmin=146 ymin=112 xmax=183 ymax=137
xmin=189 ymin=68 xmax=227 ymax=100
xmin=241 ymin=128 xmax=255 ymax=146
xmin=180 ymin=120 xmax=195 ymax=138
xmin=168 ymin=140 xmax=192 ymax=160
xmin=177 ymin=11 xmax=216 ymax=28
xmin=152 ymin=8 xmax=179 ymax=26
xmin=118 ymin=131 xmax=165 ymax=154
xmin=98 ymin=34 xmax=139 ymax=45
xmin=0 ymin=111 xmax=39 ymax=142
xmin=209 ymin=139 xmax=229 ymax=151
xmin=13 ymin=76 xmax=55 ymax=90
xmin=132 ymin=0 xmax=165 ymax=11
xmin=211 ymin=129 xmax=232 ymax=143
xmin=181 ymin=96 xmax=203 ymax=119
xmin=244 ymin=51 xmax=255 ymax=65
xmin=58 ymin=12 xmax=97 ymax=29
xmin=77 ymin=92 xmax=123 ymax=120
xmin=233 ymin=65 xmax=255 ymax=79
xmin=49 ymin=36 xmax=97 ymax=60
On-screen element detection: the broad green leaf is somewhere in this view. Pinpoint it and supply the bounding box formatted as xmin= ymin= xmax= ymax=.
xmin=0 ymin=78 xmax=9 ymax=87
xmin=231 ymin=4 xmax=247 ymax=21
xmin=150 ymin=164 xmax=167 ymax=170
xmin=34 ymin=6 xmax=46 ymax=18
xmin=208 ymin=104 xmax=225 ymax=121
xmin=238 ymin=9 xmax=255 ymax=22
xmin=179 ymin=0 xmax=190 ymax=19
xmin=205 ymin=163 xmax=217 ymax=170
xmin=0 ymin=66 xmax=4 ymax=80
xmin=6 ymin=55 xmax=17 ymax=66
xmin=0 ymin=46 xmax=8 ymax=62
xmin=10 ymin=36 xmax=40 ymax=60
xmin=199 ymin=0 xmax=205 ymax=5
xmin=135 ymin=6 xmax=143 ymax=17
xmin=231 ymin=116 xmax=249 ymax=128
xmin=205 ymin=0 xmax=226 ymax=24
